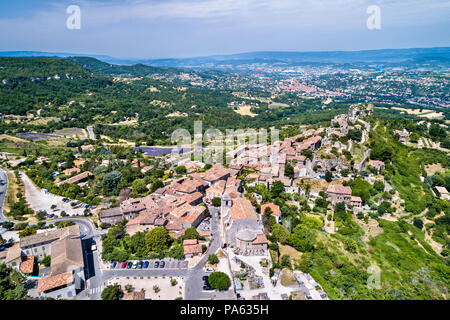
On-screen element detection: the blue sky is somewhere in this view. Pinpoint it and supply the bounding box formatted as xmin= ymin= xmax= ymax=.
xmin=0 ymin=0 xmax=449 ymax=59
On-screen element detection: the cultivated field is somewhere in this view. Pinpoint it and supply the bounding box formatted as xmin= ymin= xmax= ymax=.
xmin=53 ymin=127 xmax=88 ymax=139
xmin=392 ymin=107 xmax=444 ymax=119
xmin=233 ymin=106 xmax=257 ymax=117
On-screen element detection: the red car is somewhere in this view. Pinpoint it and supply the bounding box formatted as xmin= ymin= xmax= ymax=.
xmin=121 ymin=261 xmax=127 ymax=268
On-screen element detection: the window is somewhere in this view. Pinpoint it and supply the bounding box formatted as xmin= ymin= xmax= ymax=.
xmin=34 ymin=248 xmax=38 ymax=253
xmin=67 ymin=291 xmax=73 ymax=298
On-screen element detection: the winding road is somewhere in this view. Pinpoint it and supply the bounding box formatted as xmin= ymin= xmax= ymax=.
xmin=0 ymin=169 xmax=9 ymax=223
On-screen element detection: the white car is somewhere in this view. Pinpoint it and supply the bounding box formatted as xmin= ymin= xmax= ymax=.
xmin=204 ymin=267 xmax=214 ymax=273
xmin=132 ymin=261 xmax=138 ymax=269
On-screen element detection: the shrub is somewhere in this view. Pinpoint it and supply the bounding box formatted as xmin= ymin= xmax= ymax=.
xmin=207 ymin=254 xmax=219 ymax=265
xmin=212 ymin=197 xmax=221 ymax=207
xmin=208 ymin=272 xmax=231 ymax=291
xmin=101 ymin=284 xmax=123 ymax=300
xmin=41 ymin=255 xmax=51 ymax=267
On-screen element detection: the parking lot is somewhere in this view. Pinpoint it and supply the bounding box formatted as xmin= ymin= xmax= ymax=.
xmin=22 ymin=172 xmax=87 ymax=217
xmin=197 ymin=217 xmax=211 ymax=232
xmin=107 ymin=258 xmax=188 ymax=270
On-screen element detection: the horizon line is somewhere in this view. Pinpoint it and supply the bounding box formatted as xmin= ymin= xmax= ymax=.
xmin=0 ymin=46 xmax=449 ymax=61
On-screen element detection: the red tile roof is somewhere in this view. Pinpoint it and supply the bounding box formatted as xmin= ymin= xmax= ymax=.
xmin=38 ymin=272 xmax=73 ymax=293
xmin=20 ymin=256 xmax=35 ymax=274
xmin=184 ymin=244 xmax=203 ymax=255
xmin=261 ymin=203 xmax=281 ymax=217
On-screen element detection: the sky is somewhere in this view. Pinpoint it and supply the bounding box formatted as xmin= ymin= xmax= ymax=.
xmin=0 ymin=0 xmax=449 ymax=59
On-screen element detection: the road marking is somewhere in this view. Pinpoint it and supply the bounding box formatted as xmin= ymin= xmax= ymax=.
xmin=89 ymin=285 xmax=104 ymax=294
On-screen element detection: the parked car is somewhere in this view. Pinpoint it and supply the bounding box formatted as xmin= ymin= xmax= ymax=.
xmin=154 ymin=261 xmax=160 ymax=268
xmin=132 ymin=261 xmax=138 ymax=269
xmin=203 ymin=285 xmax=213 ymax=291
xmin=202 ymin=276 xmax=209 ymax=282
xmin=204 ymin=267 xmax=214 ymax=273
xmin=143 ymin=261 xmax=149 ymax=268
xmin=159 ymin=261 xmax=165 ymax=268
xmin=126 ymin=262 xmax=132 ymax=269
xmin=121 ymin=262 xmax=127 ymax=268
xmin=111 ymin=261 xmax=117 ymax=268
xmin=138 ymin=261 xmax=143 ymax=269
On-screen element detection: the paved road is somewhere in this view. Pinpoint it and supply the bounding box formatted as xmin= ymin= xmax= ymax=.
xmin=184 ymin=206 xmax=235 ymax=300
xmin=87 ymin=126 xmax=95 ymax=140
xmin=0 ymin=169 xmax=9 ymax=223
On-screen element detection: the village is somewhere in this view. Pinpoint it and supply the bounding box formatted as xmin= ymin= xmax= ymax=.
xmin=0 ymin=103 xmax=448 ymax=301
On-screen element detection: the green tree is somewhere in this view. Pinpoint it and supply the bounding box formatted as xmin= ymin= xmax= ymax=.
xmin=41 ymin=255 xmax=51 ymax=267
xmin=208 ymin=272 xmax=231 ymax=291
xmin=284 ymin=163 xmax=294 ymax=179
xmin=325 ymin=171 xmax=332 ymax=183
xmin=271 ymin=181 xmax=285 ymax=198
xmin=175 ymin=166 xmax=187 ymax=175
xmin=145 ymin=227 xmax=172 ymax=253
xmin=410 ymin=132 xmax=420 ymax=143
xmin=184 ymin=227 xmax=201 ymax=240
xmin=0 ymin=264 xmax=28 ymax=300
xmin=102 ymin=171 xmax=123 ymax=192
xmin=208 ymin=254 xmax=219 ymax=265
xmin=281 ymin=255 xmax=291 ymax=269
xmin=101 ymin=284 xmax=123 ymax=300
xmin=271 ymin=224 xmax=290 ymax=244
xmin=132 ymin=178 xmax=147 ymax=195
xmin=289 ymin=225 xmax=316 ymax=252
xmin=413 ymin=218 xmax=423 ymax=230
xmin=373 ymin=180 xmax=385 ymax=192
xmin=150 ymin=179 xmax=164 ymax=193
xmin=212 ymin=197 xmax=221 ymax=207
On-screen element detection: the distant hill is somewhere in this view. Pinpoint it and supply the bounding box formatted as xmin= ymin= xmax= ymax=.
xmin=0 ymin=51 xmax=133 ymax=65
xmin=2 ymin=47 xmax=449 ymax=67
xmin=142 ymin=47 xmax=450 ymax=69
xmin=0 ymin=57 xmax=94 ymax=79
xmin=65 ymin=56 xmax=179 ymax=77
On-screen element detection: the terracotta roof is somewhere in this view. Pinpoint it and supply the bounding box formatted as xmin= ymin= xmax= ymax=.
xmin=369 ymin=160 xmax=385 ymax=166
xmin=261 ymin=203 xmax=281 ymax=217
xmin=184 ymin=244 xmax=203 ymax=255
xmin=38 ymin=272 xmax=74 ymax=293
xmin=123 ymin=291 xmax=145 ymax=300
xmin=183 ymin=239 xmax=198 ymax=246
xmin=230 ymin=198 xmax=258 ymax=221
xmin=253 ymin=234 xmax=268 ymax=245
xmin=327 ymin=184 xmax=352 ymax=195
xmin=100 ymin=207 xmax=123 ymax=218
xmin=20 ymin=255 xmax=35 ymax=274
xmin=58 ymin=171 xmax=92 ymax=185
xmin=199 ymin=230 xmax=211 ymax=237
xmin=181 ymin=191 xmax=203 ymax=205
